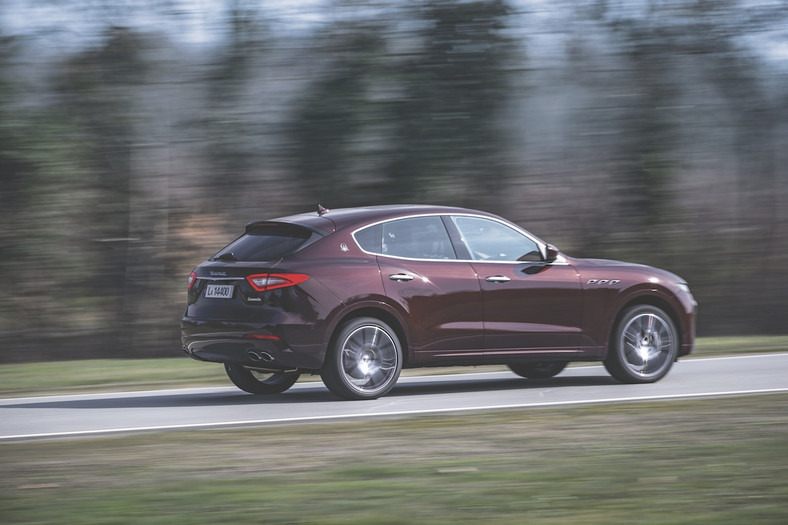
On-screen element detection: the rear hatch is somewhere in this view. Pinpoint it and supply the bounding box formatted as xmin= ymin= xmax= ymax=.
xmin=185 ymin=222 xmax=324 ymax=321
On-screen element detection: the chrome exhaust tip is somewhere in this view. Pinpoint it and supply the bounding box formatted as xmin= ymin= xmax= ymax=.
xmin=246 ymin=350 xmax=275 ymax=363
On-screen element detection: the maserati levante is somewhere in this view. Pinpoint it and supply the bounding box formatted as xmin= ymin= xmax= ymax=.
xmin=181 ymin=205 xmax=696 ymax=399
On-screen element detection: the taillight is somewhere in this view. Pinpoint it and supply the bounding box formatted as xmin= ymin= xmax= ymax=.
xmin=187 ymin=272 xmax=197 ymax=290
xmin=243 ymin=334 xmax=281 ymax=340
xmin=246 ymin=273 xmax=310 ymax=292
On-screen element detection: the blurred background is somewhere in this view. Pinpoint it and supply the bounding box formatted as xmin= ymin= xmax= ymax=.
xmin=0 ymin=0 xmax=785 ymax=362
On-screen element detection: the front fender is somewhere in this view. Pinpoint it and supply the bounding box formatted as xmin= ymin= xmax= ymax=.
xmin=583 ymin=282 xmax=694 ymax=355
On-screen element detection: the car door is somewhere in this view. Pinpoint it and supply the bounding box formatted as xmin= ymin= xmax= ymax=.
xmin=354 ymin=215 xmax=484 ymax=364
xmin=449 ymin=215 xmax=583 ymax=357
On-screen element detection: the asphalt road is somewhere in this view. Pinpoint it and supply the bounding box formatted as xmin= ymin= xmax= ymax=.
xmin=2 ymin=353 xmax=788 ymax=441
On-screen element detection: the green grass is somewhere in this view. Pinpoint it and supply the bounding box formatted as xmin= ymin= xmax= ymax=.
xmin=0 ymin=357 xmax=230 ymax=397
xmin=1 ymin=335 xmax=786 ymax=398
xmin=1 ymin=394 xmax=787 ymax=524
xmin=690 ymin=335 xmax=788 ymax=357
xmin=2 ymin=337 xmax=786 ymax=523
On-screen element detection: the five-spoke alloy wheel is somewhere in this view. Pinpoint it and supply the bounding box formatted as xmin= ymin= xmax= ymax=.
xmin=604 ymin=305 xmax=678 ymax=383
xmin=321 ymin=317 xmax=403 ymax=400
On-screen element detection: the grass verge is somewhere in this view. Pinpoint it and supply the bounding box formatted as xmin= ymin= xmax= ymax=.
xmin=1 ymin=335 xmax=786 ymax=398
xmin=1 ymin=394 xmax=787 ymax=524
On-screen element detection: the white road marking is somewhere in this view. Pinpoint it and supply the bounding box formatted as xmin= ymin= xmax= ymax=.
xmin=3 ymin=388 xmax=787 ymax=441
xmin=2 ymin=353 xmax=787 ymax=441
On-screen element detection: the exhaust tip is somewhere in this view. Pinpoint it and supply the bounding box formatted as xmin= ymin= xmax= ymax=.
xmin=246 ymin=350 xmax=274 ymax=362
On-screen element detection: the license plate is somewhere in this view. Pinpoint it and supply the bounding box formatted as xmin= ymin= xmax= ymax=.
xmin=205 ymin=284 xmax=234 ymax=299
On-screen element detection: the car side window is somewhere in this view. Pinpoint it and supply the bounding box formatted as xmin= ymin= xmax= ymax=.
xmin=451 ymin=216 xmax=541 ymax=262
xmin=354 ymin=224 xmax=381 ymax=254
xmin=355 ymin=217 xmax=457 ymax=260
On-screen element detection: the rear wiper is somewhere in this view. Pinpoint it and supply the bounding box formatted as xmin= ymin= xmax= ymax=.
xmin=214 ymin=252 xmax=238 ymax=262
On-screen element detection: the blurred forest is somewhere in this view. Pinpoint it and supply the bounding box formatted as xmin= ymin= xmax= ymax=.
xmin=0 ymin=0 xmax=786 ymax=362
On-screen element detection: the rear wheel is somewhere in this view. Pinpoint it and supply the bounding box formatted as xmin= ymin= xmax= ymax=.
xmin=224 ymin=363 xmax=300 ymax=394
xmin=321 ymin=317 xmax=403 ymax=400
xmin=508 ymin=361 xmax=568 ymax=379
xmin=604 ymin=305 xmax=678 ymax=383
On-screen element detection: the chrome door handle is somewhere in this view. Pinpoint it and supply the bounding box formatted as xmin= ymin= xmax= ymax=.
xmin=486 ymin=275 xmax=511 ymax=283
xmin=389 ymin=273 xmax=415 ymax=282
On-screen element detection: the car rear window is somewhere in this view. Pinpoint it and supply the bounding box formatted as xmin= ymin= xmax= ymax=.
xmin=212 ymin=223 xmax=321 ymax=262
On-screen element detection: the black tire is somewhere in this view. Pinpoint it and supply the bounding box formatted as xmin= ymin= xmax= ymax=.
xmin=604 ymin=305 xmax=678 ymax=384
xmin=321 ymin=317 xmax=403 ymax=400
xmin=508 ymin=361 xmax=568 ymax=379
xmin=224 ymin=363 xmax=300 ymax=394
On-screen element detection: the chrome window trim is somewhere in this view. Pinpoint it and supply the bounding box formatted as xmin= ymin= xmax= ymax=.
xmin=351 ymin=213 xmax=569 ymax=265
xmin=194 ymin=277 xmax=246 ymax=281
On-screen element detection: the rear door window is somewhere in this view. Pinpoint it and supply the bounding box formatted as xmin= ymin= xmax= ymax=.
xmin=355 ymin=216 xmax=457 ymax=260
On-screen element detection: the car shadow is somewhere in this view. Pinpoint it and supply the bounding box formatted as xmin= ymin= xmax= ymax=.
xmin=4 ymin=374 xmax=618 ymax=410
xmin=389 ymin=374 xmax=617 ymax=398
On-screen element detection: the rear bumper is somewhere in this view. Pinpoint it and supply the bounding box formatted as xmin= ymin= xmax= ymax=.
xmin=181 ymin=318 xmax=324 ymax=370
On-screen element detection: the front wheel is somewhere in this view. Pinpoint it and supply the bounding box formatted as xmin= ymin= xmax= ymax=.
xmin=321 ymin=317 xmax=403 ymax=400
xmin=604 ymin=305 xmax=678 ymax=383
xmin=508 ymin=361 xmax=568 ymax=379
xmin=224 ymin=363 xmax=300 ymax=394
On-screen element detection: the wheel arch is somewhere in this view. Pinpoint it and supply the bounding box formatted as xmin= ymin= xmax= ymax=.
xmin=326 ymin=306 xmax=411 ymax=368
xmin=608 ymin=294 xmax=683 ymax=358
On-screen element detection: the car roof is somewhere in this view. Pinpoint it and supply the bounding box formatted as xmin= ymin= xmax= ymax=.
xmin=268 ymin=204 xmax=498 ymax=234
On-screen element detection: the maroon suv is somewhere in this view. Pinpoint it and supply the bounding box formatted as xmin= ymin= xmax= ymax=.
xmin=181 ymin=205 xmax=696 ymax=400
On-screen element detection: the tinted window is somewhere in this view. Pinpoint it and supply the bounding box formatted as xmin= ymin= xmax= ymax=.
xmin=451 ymin=216 xmax=541 ymax=262
xmin=354 ymin=224 xmax=382 ymax=254
xmin=213 ymin=224 xmax=318 ymax=262
xmin=355 ymin=217 xmax=456 ymax=260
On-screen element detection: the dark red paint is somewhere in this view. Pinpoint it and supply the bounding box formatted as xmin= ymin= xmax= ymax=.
xmin=181 ymin=205 xmax=696 ymax=398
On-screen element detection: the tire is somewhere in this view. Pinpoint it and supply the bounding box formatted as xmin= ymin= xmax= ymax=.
xmin=224 ymin=363 xmax=300 ymax=394
xmin=508 ymin=361 xmax=568 ymax=379
xmin=604 ymin=305 xmax=678 ymax=384
xmin=321 ymin=317 xmax=403 ymax=400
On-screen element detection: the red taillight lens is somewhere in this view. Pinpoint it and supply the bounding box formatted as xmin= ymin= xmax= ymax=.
xmin=243 ymin=334 xmax=281 ymax=340
xmin=246 ymin=273 xmax=310 ymax=292
xmin=187 ymin=272 xmax=197 ymax=290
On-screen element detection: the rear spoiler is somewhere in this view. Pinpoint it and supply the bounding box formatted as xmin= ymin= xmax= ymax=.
xmin=244 ymin=220 xmax=329 ymax=237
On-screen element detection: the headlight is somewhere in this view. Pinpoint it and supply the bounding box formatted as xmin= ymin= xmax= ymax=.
xmin=677 ymin=283 xmax=696 ymax=306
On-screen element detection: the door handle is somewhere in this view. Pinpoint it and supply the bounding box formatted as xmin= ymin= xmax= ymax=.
xmin=485 ymin=275 xmax=511 ymax=283
xmin=389 ymin=273 xmax=415 ymax=282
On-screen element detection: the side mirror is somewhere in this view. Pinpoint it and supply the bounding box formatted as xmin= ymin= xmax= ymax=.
xmin=544 ymin=244 xmax=560 ymax=263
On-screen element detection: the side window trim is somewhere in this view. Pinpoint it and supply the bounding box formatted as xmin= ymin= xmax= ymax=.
xmin=448 ymin=214 xmax=545 ymax=263
xmin=352 ymin=213 xmax=561 ymax=265
xmin=441 ymin=215 xmax=472 ymax=260
xmin=353 ymin=215 xmax=457 ymax=261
